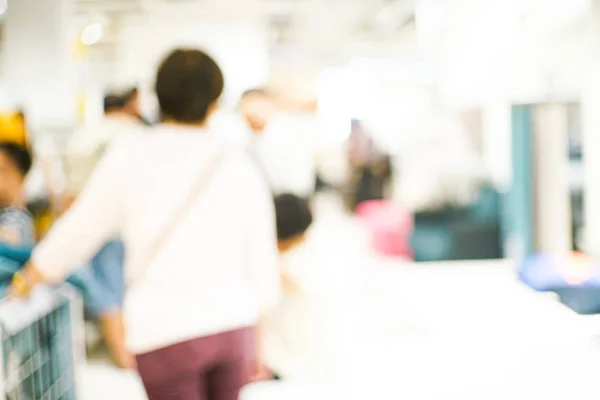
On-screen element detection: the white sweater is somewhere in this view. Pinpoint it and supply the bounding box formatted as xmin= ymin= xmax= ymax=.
xmin=32 ymin=125 xmax=281 ymax=354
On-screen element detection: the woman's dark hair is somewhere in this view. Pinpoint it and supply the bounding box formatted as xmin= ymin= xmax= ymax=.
xmin=104 ymin=95 xmax=125 ymax=113
xmin=104 ymin=87 xmax=139 ymax=113
xmin=155 ymin=49 xmax=224 ymax=123
xmin=274 ymin=194 xmax=313 ymax=241
xmin=0 ymin=142 xmax=33 ymax=177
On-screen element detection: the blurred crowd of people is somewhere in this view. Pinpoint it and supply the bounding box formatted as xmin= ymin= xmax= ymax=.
xmin=0 ymin=39 xmax=488 ymax=399
xmin=0 ymin=47 xmax=331 ymax=400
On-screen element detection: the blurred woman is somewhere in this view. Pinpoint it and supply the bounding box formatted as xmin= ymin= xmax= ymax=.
xmin=239 ymin=89 xmax=317 ymax=199
xmin=65 ymin=87 xmax=148 ymax=369
xmin=10 ymin=49 xmax=281 ymax=400
xmin=346 ymin=119 xmax=392 ymax=211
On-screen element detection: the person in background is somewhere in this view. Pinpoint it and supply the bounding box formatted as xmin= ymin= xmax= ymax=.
xmin=263 ymin=193 xmax=313 ymax=380
xmin=85 ymin=244 xmax=130 ymax=368
xmin=274 ymin=194 xmax=313 ymax=254
xmin=0 ymin=140 xmax=130 ymax=368
xmin=66 ymin=87 xmax=148 ymax=199
xmin=346 ymin=119 xmax=393 ymax=211
xmin=239 ymin=89 xmax=317 ymax=199
xmin=11 ymin=48 xmax=280 ymax=400
xmin=0 ymin=143 xmax=34 ymax=246
xmin=62 ymin=87 xmax=150 ymax=369
xmin=0 ymin=142 xmax=40 ymax=400
xmin=114 ymin=87 xmax=153 ymax=126
xmin=240 ymin=89 xmax=276 ymax=135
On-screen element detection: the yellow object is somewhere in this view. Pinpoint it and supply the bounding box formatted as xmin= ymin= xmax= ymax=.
xmin=10 ymin=271 xmax=32 ymax=297
xmin=558 ymin=252 xmax=596 ymax=285
xmin=77 ymin=94 xmax=86 ymax=120
xmin=0 ymin=112 xmax=28 ymax=148
xmin=74 ymin=36 xmax=87 ymax=60
xmin=35 ymin=212 xmax=56 ymax=241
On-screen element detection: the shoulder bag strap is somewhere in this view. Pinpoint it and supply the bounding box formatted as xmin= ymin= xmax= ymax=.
xmin=128 ymin=152 xmax=227 ymax=285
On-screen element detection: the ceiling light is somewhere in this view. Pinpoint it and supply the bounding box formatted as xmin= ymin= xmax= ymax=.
xmin=81 ymin=22 xmax=103 ymax=46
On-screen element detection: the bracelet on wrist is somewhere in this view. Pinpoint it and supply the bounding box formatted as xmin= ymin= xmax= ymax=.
xmin=11 ymin=271 xmax=33 ymax=296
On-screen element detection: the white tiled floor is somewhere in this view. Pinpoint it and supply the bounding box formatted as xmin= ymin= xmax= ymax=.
xmin=81 ymin=195 xmax=600 ymax=399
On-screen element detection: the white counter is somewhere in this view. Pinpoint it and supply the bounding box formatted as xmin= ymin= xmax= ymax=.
xmin=83 ymin=195 xmax=600 ymax=399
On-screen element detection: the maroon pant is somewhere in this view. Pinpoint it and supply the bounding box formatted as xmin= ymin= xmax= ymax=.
xmin=136 ymin=327 xmax=255 ymax=400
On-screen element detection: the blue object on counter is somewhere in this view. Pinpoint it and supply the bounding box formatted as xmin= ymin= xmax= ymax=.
xmin=519 ymin=252 xmax=600 ymax=315
xmin=519 ymin=253 xmax=561 ymax=291
xmin=554 ymin=287 xmax=600 ymax=315
xmin=519 ymin=253 xmax=600 ymax=290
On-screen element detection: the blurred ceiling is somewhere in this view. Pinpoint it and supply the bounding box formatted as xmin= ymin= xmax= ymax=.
xmin=75 ymin=0 xmax=144 ymax=15
xmin=76 ymin=0 xmax=418 ymax=54
xmin=73 ymin=0 xmax=420 ymax=93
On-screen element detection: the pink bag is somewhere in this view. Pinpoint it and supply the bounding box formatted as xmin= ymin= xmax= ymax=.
xmin=356 ymin=200 xmax=413 ymax=258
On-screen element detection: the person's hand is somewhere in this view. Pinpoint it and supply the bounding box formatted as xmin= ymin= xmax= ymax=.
xmin=8 ymin=265 xmax=46 ymax=298
xmin=111 ymin=349 xmax=137 ymax=370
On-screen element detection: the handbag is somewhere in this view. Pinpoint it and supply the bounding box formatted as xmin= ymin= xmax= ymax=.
xmin=128 ymin=152 xmax=227 ymax=285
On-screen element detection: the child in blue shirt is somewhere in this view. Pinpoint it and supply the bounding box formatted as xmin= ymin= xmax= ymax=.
xmin=0 ymin=142 xmax=131 ymax=368
xmin=0 ymin=143 xmax=35 ymax=246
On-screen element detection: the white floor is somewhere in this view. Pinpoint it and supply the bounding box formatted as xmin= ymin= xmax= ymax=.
xmin=81 ymin=195 xmax=600 ymax=399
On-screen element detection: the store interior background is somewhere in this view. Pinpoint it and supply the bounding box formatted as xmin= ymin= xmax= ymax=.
xmin=3 ymin=0 xmax=600 ymax=398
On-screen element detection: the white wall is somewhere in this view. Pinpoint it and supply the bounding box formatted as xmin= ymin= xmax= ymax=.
xmin=3 ymin=0 xmax=78 ymax=126
xmin=115 ymin=16 xmax=270 ymax=111
xmin=481 ymin=98 xmax=512 ymax=188
xmin=581 ymin=2 xmax=600 ymax=255
xmin=436 ymin=0 xmax=593 ymax=107
xmin=430 ymin=0 xmax=596 ymax=187
xmin=532 ymin=105 xmax=573 ymax=253
xmin=317 ymin=58 xmax=433 ymax=148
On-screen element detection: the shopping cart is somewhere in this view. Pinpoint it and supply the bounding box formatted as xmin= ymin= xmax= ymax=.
xmin=0 ymin=286 xmax=85 ymax=399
